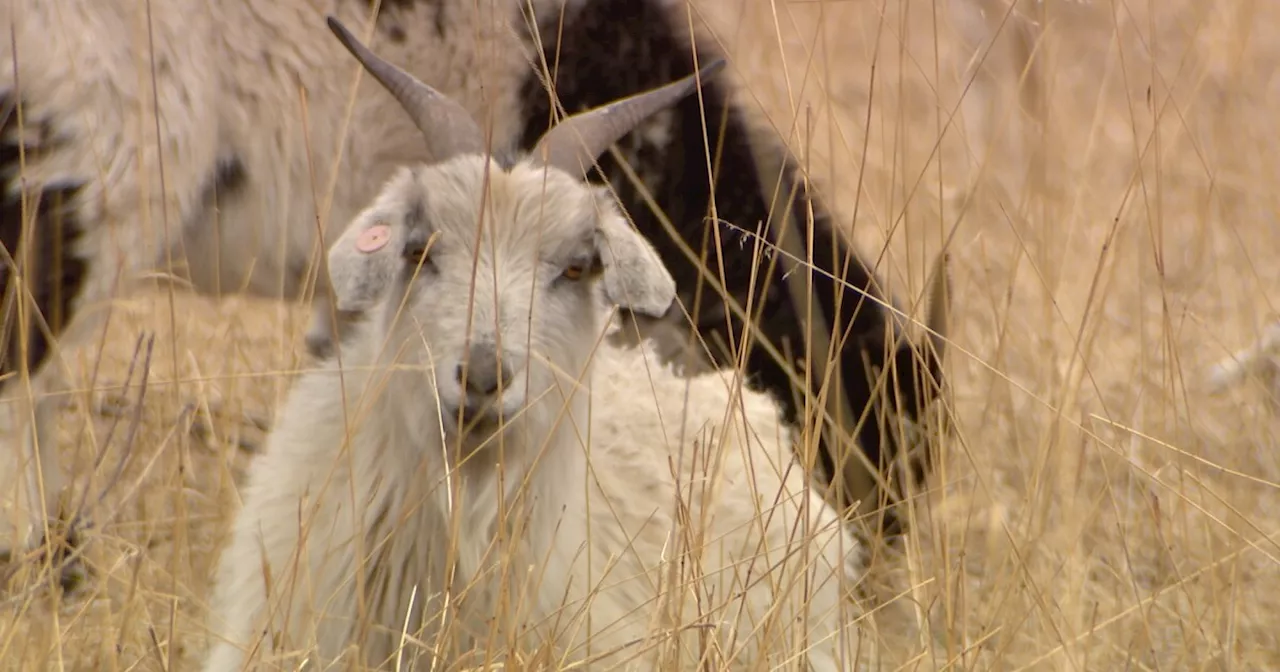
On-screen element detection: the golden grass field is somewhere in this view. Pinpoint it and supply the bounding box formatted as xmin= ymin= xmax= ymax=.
xmin=5 ymin=0 xmax=1280 ymax=669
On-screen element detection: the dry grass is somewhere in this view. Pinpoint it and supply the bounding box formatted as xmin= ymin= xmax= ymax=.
xmin=4 ymin=0 xmax=1280 ymax=669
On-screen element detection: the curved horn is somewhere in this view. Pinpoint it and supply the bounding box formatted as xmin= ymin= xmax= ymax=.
xmin=532 ymin=58 xmax=728 ymax=178
xmin=326 ymin=16 xmax=486 ymax=163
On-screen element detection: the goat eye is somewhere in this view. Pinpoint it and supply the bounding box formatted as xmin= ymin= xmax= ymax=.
xmin=403 ymin=244 xmax=430 ymax=265
xmin=560 ymin=265 xmax=586 ymax=281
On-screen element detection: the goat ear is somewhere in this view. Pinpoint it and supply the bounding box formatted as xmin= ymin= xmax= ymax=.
xmin=593 ymin=210 xmax=676 ymax=318
xmin=327 ymin=215 xmax=404 ymax=312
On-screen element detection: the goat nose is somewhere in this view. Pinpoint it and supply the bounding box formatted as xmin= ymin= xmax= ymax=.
xmin=456 ymin=348 xmax=512 ymax=396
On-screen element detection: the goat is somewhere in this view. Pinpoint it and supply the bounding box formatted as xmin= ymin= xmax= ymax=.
xmin=0 ymin=0 xmax=944 ymax=571
xmin=200 ymin=18 xmax=864 ymax=670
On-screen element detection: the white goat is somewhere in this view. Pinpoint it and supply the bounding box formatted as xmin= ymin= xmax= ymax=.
xmin=200 ymin=18 xmax=864 ymax=671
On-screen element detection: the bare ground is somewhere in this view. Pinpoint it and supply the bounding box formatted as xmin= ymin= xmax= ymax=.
xmin=4 ymin=0 xmax=1280 ymax=669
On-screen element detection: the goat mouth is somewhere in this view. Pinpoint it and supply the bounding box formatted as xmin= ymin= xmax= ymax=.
xmin=441 ymin=402 xmax=505 ymax=435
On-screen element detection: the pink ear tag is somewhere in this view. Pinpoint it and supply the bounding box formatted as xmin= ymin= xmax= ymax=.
xmin=356 ymin=224 xmax=391 ymax=253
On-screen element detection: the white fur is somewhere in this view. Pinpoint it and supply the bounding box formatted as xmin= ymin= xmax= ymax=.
xmin=0 ymin=0 xmax=571 ymax=551
xmin=200 ymin=157 xmax=866 ymax=670
xmin=1207 ymin=319 xmax=1280 ymax=393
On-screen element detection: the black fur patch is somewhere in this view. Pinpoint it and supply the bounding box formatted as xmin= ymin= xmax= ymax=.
xmin=0 ymin=95 xmax=89 ymax=384
xmin=211 ymin=156 xmax=246 ymax=198
xmin=516 ymin=0 xmax=944 ymax=534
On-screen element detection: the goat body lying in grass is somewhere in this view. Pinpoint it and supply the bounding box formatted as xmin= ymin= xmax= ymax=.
xmin=200 ymin=19 xmax=865 ymax=671
xmin=1 ymin=0 xmax=946 ymax=573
